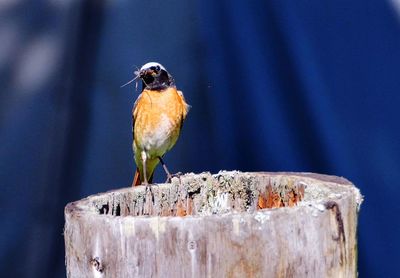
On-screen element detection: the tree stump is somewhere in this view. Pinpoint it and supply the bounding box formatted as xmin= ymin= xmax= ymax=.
xmin=64 ymin=171 xmax=363 ymax=278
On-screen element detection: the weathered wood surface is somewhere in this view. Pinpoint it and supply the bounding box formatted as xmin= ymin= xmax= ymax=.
xmin=64 ymin=171 xmax=363 ymax=278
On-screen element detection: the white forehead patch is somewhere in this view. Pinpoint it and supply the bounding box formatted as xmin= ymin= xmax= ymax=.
xmin=140 ymin=62 xmax=166 ymax=71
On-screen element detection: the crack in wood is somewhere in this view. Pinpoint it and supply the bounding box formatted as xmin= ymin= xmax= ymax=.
xmin=325 ymin=200 xmax=347 ymax=266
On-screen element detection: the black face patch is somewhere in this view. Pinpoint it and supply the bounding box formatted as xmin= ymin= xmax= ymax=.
xmin=142 ymin=75 xmax=155 ymax=86
xmin=141 ymin=69 xmax=175 ymax=90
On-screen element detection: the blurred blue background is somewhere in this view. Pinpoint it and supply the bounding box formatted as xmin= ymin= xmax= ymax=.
xmin=1 ymin=0 xmax=399 ymax=277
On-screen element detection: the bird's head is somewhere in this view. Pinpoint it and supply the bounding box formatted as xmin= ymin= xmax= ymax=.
xmin=137 ymin=62 xmax=174 ymax=90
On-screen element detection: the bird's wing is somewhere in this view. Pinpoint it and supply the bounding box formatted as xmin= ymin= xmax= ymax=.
xmin=132 ymin=94 xmax=142 ymax=134
xmin=177 ymin=90 xmax=191 ymax=121
xmin=176 ymin=90 xmax=191 ymax=131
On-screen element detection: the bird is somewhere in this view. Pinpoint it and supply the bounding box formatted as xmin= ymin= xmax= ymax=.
xmin=130 ymin=62 xmax=189 ymax=186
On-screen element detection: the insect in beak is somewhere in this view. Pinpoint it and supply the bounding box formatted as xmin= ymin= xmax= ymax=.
xmin=121 ymin=70 xmax=141 ymax=90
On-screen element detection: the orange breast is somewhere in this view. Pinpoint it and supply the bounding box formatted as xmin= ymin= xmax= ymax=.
xmin=133 ymin=87 xmax=188 ymax=158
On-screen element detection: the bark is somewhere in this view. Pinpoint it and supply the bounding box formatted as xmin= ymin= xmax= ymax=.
xmin=64 ymin=171 xmax=363 ymax=278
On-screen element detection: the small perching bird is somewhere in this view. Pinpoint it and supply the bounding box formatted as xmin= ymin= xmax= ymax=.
xmin=131 ymin=62 xmax=189 ymax=186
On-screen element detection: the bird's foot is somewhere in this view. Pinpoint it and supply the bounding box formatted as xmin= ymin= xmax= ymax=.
xmin=145 ymin=182 xmax=153 ymax=194
xmin=165 ymin=172 xmax=183 ymax=183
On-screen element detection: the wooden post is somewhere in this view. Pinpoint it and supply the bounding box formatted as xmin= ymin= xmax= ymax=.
xmin=64 ymin=171 xmax=363 ymax=277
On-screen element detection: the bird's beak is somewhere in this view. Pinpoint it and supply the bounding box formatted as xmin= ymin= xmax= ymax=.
xmin=139 ymin=69 xmax=156 ymax=78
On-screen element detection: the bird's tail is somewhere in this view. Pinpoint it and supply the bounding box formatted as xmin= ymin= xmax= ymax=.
xmin=132 ymin=168 xmax=141 ymax=186
xmin=131 ymin=168 xmax=154 ymax=187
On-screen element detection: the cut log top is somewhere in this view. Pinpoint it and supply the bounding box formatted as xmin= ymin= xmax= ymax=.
xmin=64 ymin=171 xmax=363 ymax=278
xmin=65 ymin=171 xmax=362 ymax=218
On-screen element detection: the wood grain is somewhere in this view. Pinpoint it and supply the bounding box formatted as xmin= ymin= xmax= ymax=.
xmin=64 ymin=171 xmax=363 ymax=278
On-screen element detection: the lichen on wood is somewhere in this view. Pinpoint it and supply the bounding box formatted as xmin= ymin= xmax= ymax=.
xmin=65 ymin=171 xmax=363 ymax=277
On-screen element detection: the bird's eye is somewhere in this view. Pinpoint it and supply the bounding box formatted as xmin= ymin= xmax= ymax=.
xmin=156 ymin=65 xmax=160 ymax=71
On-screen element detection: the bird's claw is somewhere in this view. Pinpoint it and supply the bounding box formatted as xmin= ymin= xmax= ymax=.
xmin=145 ymin=183 xmax=153 ymax=193
xmin=165 ymin=172 xmax=183 ymax=183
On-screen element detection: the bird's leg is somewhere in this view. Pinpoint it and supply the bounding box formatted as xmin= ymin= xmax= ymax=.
xmin=158 ymin=156 xmax=183 ymax=183
xmin=141 ymin=151 xmax=149 ymax=185
xmin=158 ymin=156 xmax=173 ymax=183
xmin=141 ymin=151 xmax=154 ymax=214
xmin=142 ymin=151 xmax=154 ymax=198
